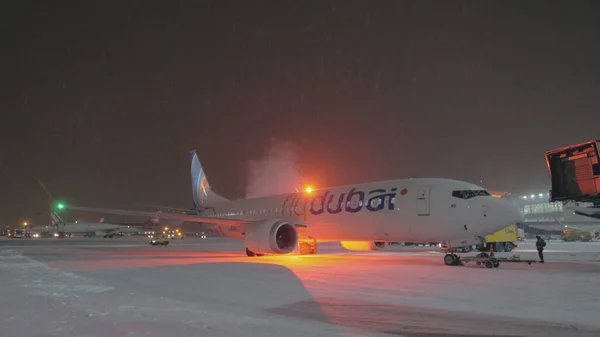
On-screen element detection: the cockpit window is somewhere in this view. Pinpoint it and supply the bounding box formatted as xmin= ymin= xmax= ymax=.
xmin=452 ymin=190 xmax=491 ymax=199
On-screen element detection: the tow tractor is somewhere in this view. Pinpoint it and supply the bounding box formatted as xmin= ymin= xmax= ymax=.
xmin=443 ymin=243 xmax=538 ymax=268
xmin=445 ymin=252 xmax=538 ymax=268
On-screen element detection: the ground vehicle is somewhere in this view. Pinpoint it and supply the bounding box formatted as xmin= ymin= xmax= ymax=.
xmin=478 ymin=225 xmax=521 ymax=252
xmin=562 ymin=228 xmax=593 ymax=242
xmin=150 ymin=235 xmax=170 ymax=246
xmin=453 ymin=225 xmax=520 ymax=253
xmin=10 ymin=229 xmax=25 ymax=238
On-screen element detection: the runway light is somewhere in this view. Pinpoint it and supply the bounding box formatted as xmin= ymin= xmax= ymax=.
xmin=538 ymin=193 xmax=544 ymax=198
xmin=530 ymin=194 xmax=535 ymax=199
xmin=304 ymin=185 xmax=314 ymax=194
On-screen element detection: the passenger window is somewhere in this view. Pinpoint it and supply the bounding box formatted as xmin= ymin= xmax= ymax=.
xmin=452 ymin=190 xmax=490 ymax=199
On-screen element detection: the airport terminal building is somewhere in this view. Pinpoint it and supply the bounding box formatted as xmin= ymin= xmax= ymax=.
xmin=491 ymin=191 xmax=600 ymax=235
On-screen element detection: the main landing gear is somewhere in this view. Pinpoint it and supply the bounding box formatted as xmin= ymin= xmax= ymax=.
xmin=245 ymin=248 xmax=264 ymax=257
xmin=298 ymin=240 xmax=318 ymax=255
xmin=245 ymin=239 xmax=318 ymax=257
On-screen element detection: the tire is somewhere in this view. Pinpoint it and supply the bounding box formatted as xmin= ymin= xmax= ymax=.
xmin=493 ymin=261 xmax=500 ymax=268
xmin=299 ymin=242 xmax=312 ymax=255
xmin=444 ymin=254 xmax=455 ymax=266
xmin=504 ymin=242 xmax=514 ymax=252
xmin=463 ymin=245 xmax=472 ymax=253
xmin=485 ymin=261 xmax=493 ymax=269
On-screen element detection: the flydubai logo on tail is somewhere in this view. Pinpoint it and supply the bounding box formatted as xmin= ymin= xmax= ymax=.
xmin=191 ymin=150 xmax=209 ymax=206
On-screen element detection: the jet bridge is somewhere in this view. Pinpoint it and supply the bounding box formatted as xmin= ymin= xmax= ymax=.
xmin=545 ymin=140 xmax=600 ymax=219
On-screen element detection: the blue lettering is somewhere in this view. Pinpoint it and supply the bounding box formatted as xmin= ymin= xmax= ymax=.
xmin=326 ymin=193 xmax=346 ymax=214
xmin=345 ymin=188 xmax=364 ymax=213
xmin=293 ymin=195 xmax=308 ymax=217
xmin=366 ymin=188 xmax=398 ymax=211
xmin=282 ymin=195 xmax=295 ymax=217
xmin=388 ymin=188 xmax=397 ymax=210
xmin=284 ymin=187 xmax=400 ymax=217
xmin=366 ymin=189 xmax=386 ymax=211
xmin=309 ymin=191 xmax=330 ymax=215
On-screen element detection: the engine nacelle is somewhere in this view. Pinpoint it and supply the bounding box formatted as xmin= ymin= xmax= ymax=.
xmin=340 ymin=241 xmax=388 ymax=251
xmin=244 ymin=219 xmax=298 ymax=255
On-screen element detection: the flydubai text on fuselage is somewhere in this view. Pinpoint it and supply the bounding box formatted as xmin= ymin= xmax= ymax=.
xmin=200 ymin=179 xmax=522 ymax=244
xmin=66 ymin=150 xmax=524 ymax=261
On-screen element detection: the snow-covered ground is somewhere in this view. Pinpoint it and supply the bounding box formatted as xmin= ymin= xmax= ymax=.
xmin=1 ymin=237 xmax=600 ymax=337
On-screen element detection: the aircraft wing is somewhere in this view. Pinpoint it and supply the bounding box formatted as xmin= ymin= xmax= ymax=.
xmin=573 ymin=209 xmax=600 ymax=220
xmin=67 ymin=205 xmax=250 ymax=226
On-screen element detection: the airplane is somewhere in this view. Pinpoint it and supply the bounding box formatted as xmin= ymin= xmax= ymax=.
xmin=62 ymin=150 xmax=524 ymax=265
xmin=569 ymin=205 xmax=600 ymax=220
xmin=49 ymin=211 xmax=143 ymax=238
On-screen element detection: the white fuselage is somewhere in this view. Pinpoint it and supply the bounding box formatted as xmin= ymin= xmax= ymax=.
xmin=200 ymin=178 xmax=523 ymax=243
xmin=59 ymin=223 xmax=134 ymax=234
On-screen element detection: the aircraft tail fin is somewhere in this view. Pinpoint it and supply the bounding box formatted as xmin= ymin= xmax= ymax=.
xmin=50 ymin=211 xmax=66 ymax=231
xmin=190 ymin=150 xmax=228 ymax=209
xmin=36 ymin=178 xmax=66 ymax=232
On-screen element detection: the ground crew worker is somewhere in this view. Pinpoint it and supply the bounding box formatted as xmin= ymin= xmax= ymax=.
xmin=535 ymin=235 xmax=546 ymax=263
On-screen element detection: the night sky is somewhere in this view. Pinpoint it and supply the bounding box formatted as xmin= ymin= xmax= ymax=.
xmin=2 ymin=1 xmax=600 ymax=225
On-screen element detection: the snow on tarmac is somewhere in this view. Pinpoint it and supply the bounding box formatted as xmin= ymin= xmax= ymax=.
xmin=1 ymin=237 xmax=600 ymax=337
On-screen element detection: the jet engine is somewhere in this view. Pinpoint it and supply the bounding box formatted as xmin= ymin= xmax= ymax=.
xmin=244 ymin=219 xmax=298 ymax=255
xmin=340 ymin=241 xmax=388 ymax=251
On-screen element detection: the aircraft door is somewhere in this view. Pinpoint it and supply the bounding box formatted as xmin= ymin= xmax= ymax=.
xmin=417 ymin=187 xmax=431 ymax=216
